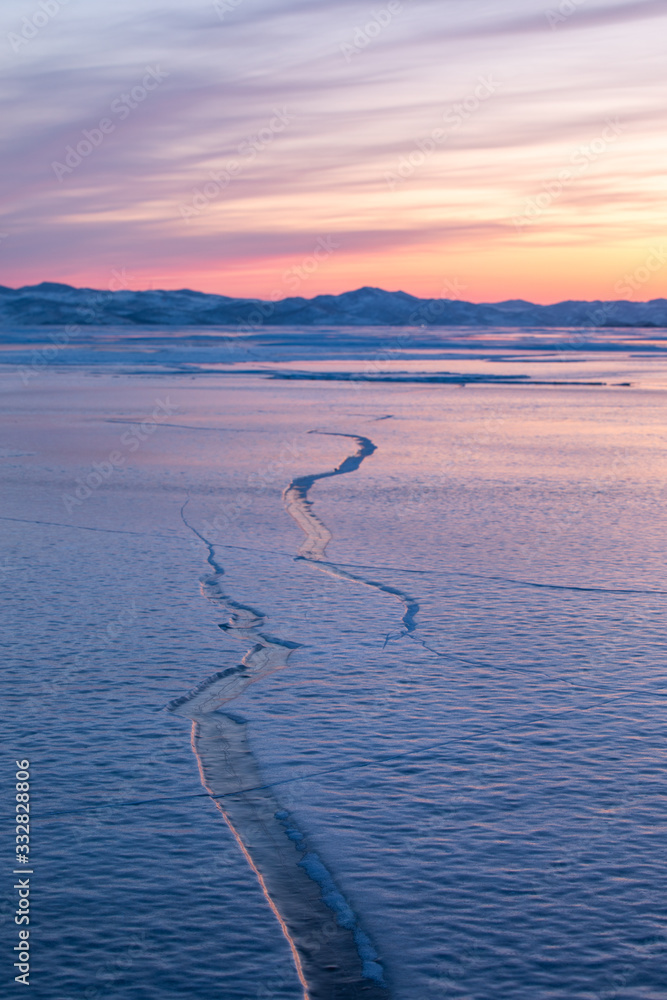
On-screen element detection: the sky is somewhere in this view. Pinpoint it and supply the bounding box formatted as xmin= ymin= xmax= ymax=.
xmin=1 ymin=0 xmax=666 ymax=303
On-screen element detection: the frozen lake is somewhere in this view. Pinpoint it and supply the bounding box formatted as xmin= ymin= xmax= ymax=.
xmin=2 ymin=326 xmax=666 ymax=999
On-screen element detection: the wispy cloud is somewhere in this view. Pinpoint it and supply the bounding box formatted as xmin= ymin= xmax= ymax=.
xmin=433 ymin=0 xmax=667 ymax=41
xmin=2 ymin=0 xmax=666 ymax=302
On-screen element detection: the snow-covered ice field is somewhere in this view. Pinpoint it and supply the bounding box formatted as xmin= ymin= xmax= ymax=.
xmin=2 ymin=326 xmax=667 ymax=999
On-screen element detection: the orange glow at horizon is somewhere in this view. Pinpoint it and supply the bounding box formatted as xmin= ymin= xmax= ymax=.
xmin=19 ymin=240 xmax=667 ymax=306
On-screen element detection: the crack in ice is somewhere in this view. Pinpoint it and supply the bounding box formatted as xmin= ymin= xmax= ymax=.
xmin=172 ymin=497 xmax=390 ymax=1000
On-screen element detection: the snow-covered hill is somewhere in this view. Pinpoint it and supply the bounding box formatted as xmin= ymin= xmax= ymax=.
xmin=1 ymin=282 xmax=667 ymax=328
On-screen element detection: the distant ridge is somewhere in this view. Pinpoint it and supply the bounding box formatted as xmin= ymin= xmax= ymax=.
xmin=1 ymin=282 xmax=666 ymax=329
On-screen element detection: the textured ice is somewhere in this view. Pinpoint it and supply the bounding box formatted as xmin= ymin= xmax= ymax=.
xmin=3 ymin=332 xmax=667 ymax=1000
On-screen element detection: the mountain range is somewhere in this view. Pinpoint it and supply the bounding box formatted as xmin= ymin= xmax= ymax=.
xmin=1 ymin=282 xmax=666 ymax=328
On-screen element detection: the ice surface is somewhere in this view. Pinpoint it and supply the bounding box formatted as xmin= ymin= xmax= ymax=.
xmin=2 ymin=330 xmax=667 ymax=1000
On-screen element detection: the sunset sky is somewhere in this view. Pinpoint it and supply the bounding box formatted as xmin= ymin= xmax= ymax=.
xmin=2 ymin=0 xmax=666 ymax=303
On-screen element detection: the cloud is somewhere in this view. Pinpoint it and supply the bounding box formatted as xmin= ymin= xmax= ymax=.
xmin=434 ymin=0 xmax=667 ymax=40
xmin=3 ymin=0 xmax=666 ymax=298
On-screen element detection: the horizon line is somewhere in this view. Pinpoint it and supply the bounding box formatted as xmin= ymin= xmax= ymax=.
xmin=2 ymin=281 xmax=665 ymax=309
